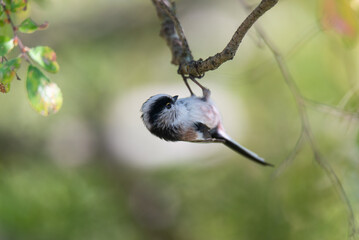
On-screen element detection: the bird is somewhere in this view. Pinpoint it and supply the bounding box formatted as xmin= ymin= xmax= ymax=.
xmin=140 ymin=79 xmax=273 ymax=167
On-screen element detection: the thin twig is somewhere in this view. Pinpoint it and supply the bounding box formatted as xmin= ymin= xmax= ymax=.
xmin=232 ymin=24 xmax=320 ymax=84
xmin=285 ymin=25 xmax=321 ymax=59
xmin=338 ymin=85 xmax=359 ymax=110
xmin=305 ymin=98 xmax=359 ymax=121
xmin=305 ymin=125 xmax=358 ymax=239
xmin=1 ymin=56 xmax=21 ymax=80
xmin=0 ymin=0 xmax=31 ymax=63
xmin=179 ymin=0 xmax=278 ymax=77
xmin=272 ymin=131 xmax=305 ymax=178
xmin=239 ymin=0 xmax=358 ymax=237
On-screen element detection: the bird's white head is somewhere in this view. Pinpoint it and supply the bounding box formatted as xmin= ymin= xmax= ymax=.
xmin=141 ymin=94 xmax=179 ymax=131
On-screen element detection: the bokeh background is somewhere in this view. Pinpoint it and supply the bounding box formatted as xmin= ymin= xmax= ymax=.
xmin=1 ymin=0 xmax=359 ymax=239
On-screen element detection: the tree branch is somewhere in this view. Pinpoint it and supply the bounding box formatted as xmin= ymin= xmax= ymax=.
xmin=0 ymin=0 xmax=31 ymax=63
xmin=151 ymin=0 xmax=193 ymax=65
xmin=151 ymin=0 xmax=278 ymax=78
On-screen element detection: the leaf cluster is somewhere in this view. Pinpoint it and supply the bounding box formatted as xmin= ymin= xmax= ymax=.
xmin=0 ymin=0 xmax=62 ymax=116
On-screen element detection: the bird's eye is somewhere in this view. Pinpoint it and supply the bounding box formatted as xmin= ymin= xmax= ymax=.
xmin=166 ymin=102 xmax=172 ymax=109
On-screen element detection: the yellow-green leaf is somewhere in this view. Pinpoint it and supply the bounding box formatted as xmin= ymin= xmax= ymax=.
xmin=320 ymin=0 xmax=359 ymax=46
xmin=0 ymin=57 xmax=21 ymax=93
xmin=4 ymin=0 xmax=27 ymax=12
xmin=0 ymin=36 xmax=14 ymax=56
xmin=26 ymin=65 xmax=63 ymax=116
xmin=18 ymin=18 xmax=49 ymax=34
xmin=28 ymin=46 xmax=60 ymax=73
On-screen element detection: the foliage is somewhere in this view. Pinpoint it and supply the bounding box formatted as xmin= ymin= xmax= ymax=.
xmin=26 ymin=65 xmax=62 ymax=116
xmin=0 ymin=57 xmax=21 ymax=93
xmin=320 ymin=0 xmax=359 ymax=46
xmin=0 ymin=0 xmax=62 ymax=116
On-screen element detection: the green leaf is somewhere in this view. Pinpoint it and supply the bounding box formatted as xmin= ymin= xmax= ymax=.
xmin=0 ymin=36 xmax=14 ymax=56
xmin=26 ymin=65 xmax=63 ymax=116
xmin=28 ymin=46 xmax=60 ymax=73
xmin=320 ymin=0 xmax=359 ymax=46
xmin=0 ymin=57 xmax=21 ymax=93
xmin=4 ymin=0 xmax=27 ymax=12
xmin=18 ymin=18 xmax=49 ymax=34
xmin=0 ymin=19 xmax=5 ymax=27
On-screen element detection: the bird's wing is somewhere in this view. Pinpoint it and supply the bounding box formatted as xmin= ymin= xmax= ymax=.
xmin=193 ymin=122 xmax=213 ymax=140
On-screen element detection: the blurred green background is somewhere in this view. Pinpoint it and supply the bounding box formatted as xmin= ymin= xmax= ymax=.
xmin=1 ymin=0 xmax=359 ymax=239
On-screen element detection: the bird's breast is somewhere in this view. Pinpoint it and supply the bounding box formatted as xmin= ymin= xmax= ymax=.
xmin=177 ymin=97 xmax=222 ymax=129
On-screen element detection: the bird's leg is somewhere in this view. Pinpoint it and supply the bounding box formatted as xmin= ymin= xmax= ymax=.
xmin=180 ymin=74 xmax=195 ymax=96
xmin=184 ymin=77 xmax=195 ymax=96
xmin=189 ymin=76 xmax=210 ymax=100
xmin=179 ymin=65 xmax=195 ymax=96
xmin=179 ymin=63 xmax=210 ymax=98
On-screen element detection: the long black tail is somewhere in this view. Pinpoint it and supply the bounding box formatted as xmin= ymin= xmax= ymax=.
xmin=223 ymin=138 xmax=273 ymax=166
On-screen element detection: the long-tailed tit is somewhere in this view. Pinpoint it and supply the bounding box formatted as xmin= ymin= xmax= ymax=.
xmin=141 ymin=80 xmax=273 ymax=166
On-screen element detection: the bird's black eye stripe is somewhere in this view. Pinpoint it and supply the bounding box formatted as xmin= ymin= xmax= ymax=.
xmin=148 ymin=96 xmax=173 ymax=124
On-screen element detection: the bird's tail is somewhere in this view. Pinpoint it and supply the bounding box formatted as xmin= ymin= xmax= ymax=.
xmin=223 ymin=138 xmax=273 ymax=166
xmin=213 ymin=130 xmax=273 ymax=166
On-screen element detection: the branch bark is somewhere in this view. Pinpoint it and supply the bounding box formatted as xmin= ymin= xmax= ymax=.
xmin=151 ymin=0 xmax=278 ymax=78
xmin=151 ymin=0 xmax=193 ymax=65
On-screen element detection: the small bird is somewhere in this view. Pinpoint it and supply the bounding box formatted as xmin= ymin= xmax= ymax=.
xmin=141 ymin=81 xmax=273 ymax=166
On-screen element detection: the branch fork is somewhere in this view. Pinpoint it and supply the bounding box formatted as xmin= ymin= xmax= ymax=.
xmin=152 ymin=0 xmax=278 ymax=79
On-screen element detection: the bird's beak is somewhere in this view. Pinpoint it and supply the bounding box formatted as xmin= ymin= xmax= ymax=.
xmin=172 ymin=95 xmax=178 ymax=102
